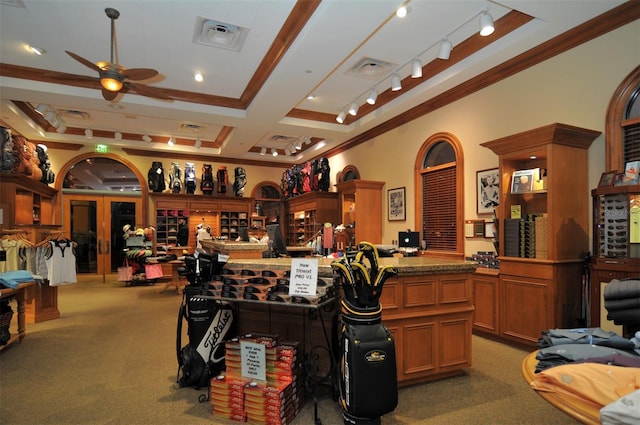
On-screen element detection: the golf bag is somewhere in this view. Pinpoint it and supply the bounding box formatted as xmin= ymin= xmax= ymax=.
xmin=331 ymin=242 xmax=399 ymax=425
xmin=176 ymin=253 xmax=236 ymax=389
xmin=216 ymin=166 xmax=228 ymax=194
xmin=169 ymin=162 xmax=183 ymax=193
xmin=184 ymin=162 xmax=196 ymax=194
xmin=339 ymin=301 xmax=397 ymax=424
xmin=148 ymin=161 xmax=166 ymax=193
xmin=201 ymin=164 xmax=215 ymax=195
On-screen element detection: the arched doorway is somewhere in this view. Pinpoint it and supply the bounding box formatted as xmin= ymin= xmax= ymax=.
xmin=57 ymin=154 xmax=147 ymax=281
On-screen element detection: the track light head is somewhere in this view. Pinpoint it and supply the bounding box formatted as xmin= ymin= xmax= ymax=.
xmin=479 ymin=11 xmax=494 ymax=36
xmin=411 ymin=58 xmax=422 ymax=78
xmin=142 ymin=134 xmax=152 ymax=143
xmin=260 ymin=146 xmax=267 ymax=155
xmin=114 ymin=131 xmax=122 ymax=141
xmin=194 ymin=138 xmax=202 ymax=149
xmin=336 ymin=109 xmax=347 ymax=124
xmin=391 ymin=73 xmax=402 ymax=91
xmin=271 ymin=148 xmax=278 ymax=157
xmin=56 ymin=123 xmax=67 ymax=134
xmin=438 ymin=38 xmax=453 ymax=60
xmin=167 ymin=137 xmax=174 ymax=146
xmin=85 ymin=128 xmax=93 ymax=139
xmin=366 ymin=88 xmax=378 ymax=105
xmin=348 ymin=100 xmax=359 ymax=116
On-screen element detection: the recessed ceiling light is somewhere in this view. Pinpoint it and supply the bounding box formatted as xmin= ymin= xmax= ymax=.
xmin=396 ymin=6 xmax=409 ymax=18
xmin=27 ymin=45 xmax=45 ymax=55
xmin=194 ymin=72 xmax=204 ymax=82
xmin=306 ymin=94 xmax=315 ymax=100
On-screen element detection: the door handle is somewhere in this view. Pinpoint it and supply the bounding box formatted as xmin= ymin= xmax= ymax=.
xmin=105 ymin=241 xmax=110 ymax=255
xmin=98 ymin=239 xmax=103 ymax=254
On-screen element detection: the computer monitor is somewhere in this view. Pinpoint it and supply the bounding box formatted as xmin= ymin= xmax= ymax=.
xmin=266 ymin=223 xmax=288 ymax=257
xmin=398 ymin=231 xmax=420 ymax=248
xmin=238 ymin=226 xmax=250 ymax=242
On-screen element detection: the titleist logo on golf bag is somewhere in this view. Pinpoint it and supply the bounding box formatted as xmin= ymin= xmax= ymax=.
xmin=196 ymin=307 xmax=233 ymax=364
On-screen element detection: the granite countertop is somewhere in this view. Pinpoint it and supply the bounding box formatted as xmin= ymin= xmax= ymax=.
xmin=225 ymin=256 xmax=477 ymax=276
xmin=200 ymin=239 xmax=268 ymax=252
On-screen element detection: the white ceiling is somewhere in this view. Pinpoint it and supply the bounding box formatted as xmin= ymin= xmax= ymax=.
xmin=0 ymin=0 xmax=630 ymax=166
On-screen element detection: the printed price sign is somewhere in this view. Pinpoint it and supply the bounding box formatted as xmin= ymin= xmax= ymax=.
xmin=241 ymin=340 xmax=266 ymax=381
xmin=288 ymin=258 xmax=318 ymax=296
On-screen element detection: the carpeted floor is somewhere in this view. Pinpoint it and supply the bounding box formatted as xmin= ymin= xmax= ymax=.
xmin=0 ymin=279 xmax=579 ymax=425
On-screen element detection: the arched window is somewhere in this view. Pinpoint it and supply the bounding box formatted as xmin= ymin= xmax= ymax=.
xmin=251 ymin=181 xmax=282 ymax=223
xmin=414 ymin=133 xmax=464 ymax=258
xmin=336 ymin=165 xmax=360 ymax=183
xmin=605 ymin=65 xmax=640 ymax=170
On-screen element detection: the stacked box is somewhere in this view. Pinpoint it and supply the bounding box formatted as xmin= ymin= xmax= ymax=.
xmin=243 ymin=380 xmax=298 ymax=425
xmin=534 ymin=215 xmax=548 ymax=259
xmin=504 ymin=219 xmax=520 ymax=257
xmin=210 ymin=374 xmax=249 ymax=421
xmin=519 ymin=219 xmax=535 ymax=258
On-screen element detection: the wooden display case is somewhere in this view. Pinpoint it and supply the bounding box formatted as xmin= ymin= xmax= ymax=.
xmin=335 ymin=180 xmax=384 ymax=246
xmin=150 ymin=194 xmax=252 ymax=249
xmin=0 ymin=174 xmax=60 ymax=323
xmin=284 ymin=192 xmax=339 ymax=247
xmin=481 ymin=123 xmax=600 ymax=346
xmin=589 ymin=183 xmax=640 ymax=331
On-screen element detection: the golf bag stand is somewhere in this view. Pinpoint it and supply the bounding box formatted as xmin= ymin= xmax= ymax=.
xmin=338 ymin=299 xmax=397 ymax=425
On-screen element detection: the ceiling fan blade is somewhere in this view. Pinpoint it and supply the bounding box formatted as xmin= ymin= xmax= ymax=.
xmin=66 ymin=51 xmax=102 ymax=73
xmin=122 ymin=68 xmax=159 ymax=81
xmin=128 ymin=82 xmax=172 ymax=100
xmin=102 ymin=88 xmax=119 ymax=101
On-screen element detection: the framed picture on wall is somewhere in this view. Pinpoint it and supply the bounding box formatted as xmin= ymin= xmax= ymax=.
xmin=388 ymin=187 xmax=406 ymax=221
xmin=598 ymin=171 xmax=617 ymax=187
xmin=477 ymin=168 xmax=499 ymax=215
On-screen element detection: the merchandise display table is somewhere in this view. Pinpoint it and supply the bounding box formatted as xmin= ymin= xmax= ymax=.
xmin=521 ymin=351 xmax=600 ymax=425
xmin=0 ymin=281 xmax=35 ymax=351
xmin=222 ymin=256 xmax=477 ymax=386
xmin=157 ymin=260 xmax=186 ymax=294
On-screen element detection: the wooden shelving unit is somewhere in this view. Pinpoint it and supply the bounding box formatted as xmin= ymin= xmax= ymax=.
xmin=336 ymin=180 xmax=384 ymax=246
xmin=285 ymin=192 xmax=339 ymax=246
xmin=480 ymin=123 xmax=600 ymax=346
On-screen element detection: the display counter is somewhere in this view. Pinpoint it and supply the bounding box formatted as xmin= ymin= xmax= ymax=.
xmin=223 ymin=256 xmax=476 ymax=386
xmin=200 ymin=240 xmax=268 ymax=259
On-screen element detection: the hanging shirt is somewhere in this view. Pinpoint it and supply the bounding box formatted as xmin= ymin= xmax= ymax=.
xmin=45 ymin=240 xmax=77 ymax=286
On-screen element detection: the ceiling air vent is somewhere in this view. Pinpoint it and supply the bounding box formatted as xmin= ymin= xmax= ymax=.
xmin=193 ymin=17 xmax=249 ymax=51
xmin=347 ymin=57 xmax=396 ymax=80
xmin=179 ymin=123 xmax=204 ymax=133
xmin=59 ymin=109 xmax=90 ymax=120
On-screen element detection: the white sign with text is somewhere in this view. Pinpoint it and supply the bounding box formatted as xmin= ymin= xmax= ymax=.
xmin=288 ymin=258 xmax=318 ymax=296
xmin=241 ymin=341 xmax=266 ymax=381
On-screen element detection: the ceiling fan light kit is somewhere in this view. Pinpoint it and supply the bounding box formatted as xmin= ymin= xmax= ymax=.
xmin=65 ymin=8 xmax=167 ymax=101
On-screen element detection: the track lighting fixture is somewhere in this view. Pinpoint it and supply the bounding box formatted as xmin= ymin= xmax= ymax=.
xmin=336 ymin=109 xmax=347 ymax=124
xmin=366 ymin=88 xmax=378 ymax=105
xmin=167 ymin=137 xmax=174 ymax=146
xmin=304 ymin=136 xmax=312 ymax=146
xmin=142 ymin=134 xmax=152 ymax=143
xmin=28 ymin=45 xmax=45 ymax=56
xmin=114 ymin=131 xmax=122 ymax=141
xmin=85 ymin=128 xmax=93 ymax=138
xmin=391 ymin=73 xmax=402 ymax=91
xmin=194 ymin=72 xmax=204 ymax=82
xmin=479 ymin=11 xmax=494 ymax=36
xmin=411 ymin=58 xmax=422 ymax=78
xmin=56 ymin=123 xmax=67 ymax=134
xmin=44 ymin=110 xmax=55 ymax=123
xmin=194 ymin=138 xmax=202 ymax=148
xmin=35 ymin=104 xmax=48 ymax=115
xmin=438 ymin=38 xmax=453 ymax=60
xmin=260 ymin=146 xmax=267 ymax=155
xmin=295 ymin=139 xmax=303 ymax=150
xmin=348 ymin=100 xmax=359 ymax=116
xmin=271 ymin=148 xmax=278 ymax=157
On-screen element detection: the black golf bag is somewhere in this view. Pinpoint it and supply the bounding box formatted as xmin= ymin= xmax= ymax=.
xmin=331 ymin=242 xmax=399 ymax=425
xmin=201 ymin=164 xmax=215 ymax=195
xmin=339 ymin=301 xmax=397 ymax=424
xmin=216 ymin=166 xmax=228 ymax=194
xmin=176 ymin=252 xmax=236 ymax=389
xmin=148 ymin=161 xmax=166 ymax=193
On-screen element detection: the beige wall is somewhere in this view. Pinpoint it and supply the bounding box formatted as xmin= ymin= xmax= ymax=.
xmin=46 ymin=20 xmax=640 ymax=255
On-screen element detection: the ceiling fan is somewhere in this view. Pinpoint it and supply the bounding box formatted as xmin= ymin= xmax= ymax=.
xmin=65 ymin=7 xmax=171 ymax=101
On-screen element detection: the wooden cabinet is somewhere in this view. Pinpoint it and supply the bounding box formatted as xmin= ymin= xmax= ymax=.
xmin=0 ymin=174 xmax=60 ymax=323
xmin=150 ymin=194 xmax=252 ymax=249
xmin=481 ymin=123 xmax=600 ymax=346
xmin=589 ymin=184 xmax=640 ymax=330
xmin=336 ymin=180 xmax=384 ymax=246
xmin=285 ymin=192 xmax=339 ymax=246
xmin=380 ymin=272 xmax=473 ymax=385
xmin=472 ymin=269 xmax=500 ymax=335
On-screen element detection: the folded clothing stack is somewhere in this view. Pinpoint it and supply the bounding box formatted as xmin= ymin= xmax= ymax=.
xmin=604 ymin=279 xmax=640 ymax=328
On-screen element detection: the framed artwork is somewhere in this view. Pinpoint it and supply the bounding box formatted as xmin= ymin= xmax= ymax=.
xmin=622 ymin=161 xmax=640 ymax=185
xmin=388 ymin=187 xmax=406 ymax=221
xmin=477 ymin=168 xmax=499 ymax=215
xmin=613 ymin=172 xmax=626 ymax=186
xmin=598 ymin=171 xmax=617 ymax=187
xmin=511 ymin=169 xmax=535 ymax=194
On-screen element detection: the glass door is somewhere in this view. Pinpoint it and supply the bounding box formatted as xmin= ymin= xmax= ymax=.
xmin=63 ymin=194 xmax=142 ymax=281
